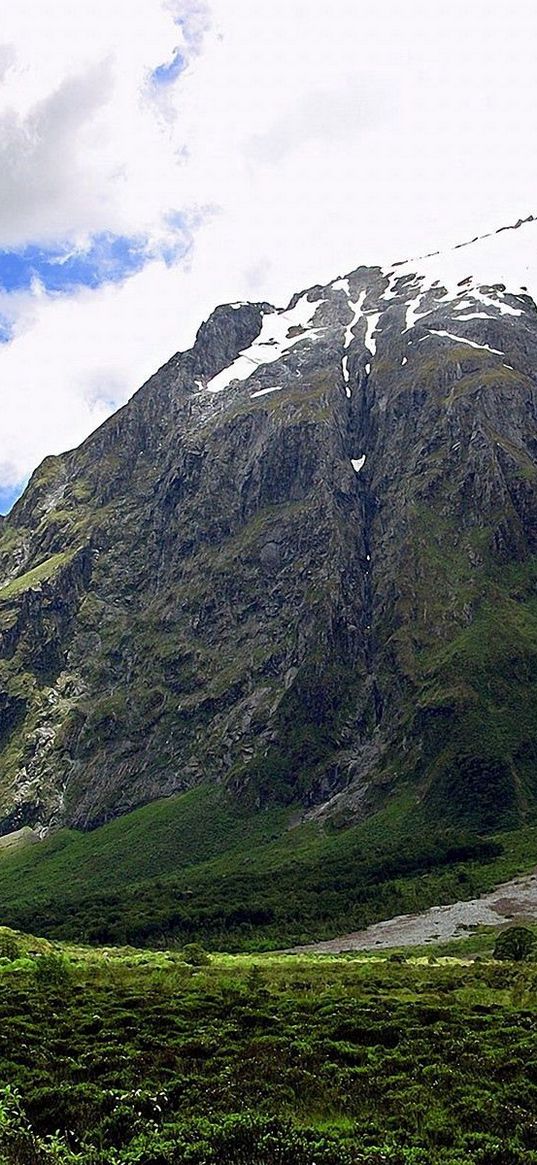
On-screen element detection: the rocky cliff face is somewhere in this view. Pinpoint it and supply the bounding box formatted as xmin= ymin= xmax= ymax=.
xmin=0 ymin=218 xmax=536 ymax=834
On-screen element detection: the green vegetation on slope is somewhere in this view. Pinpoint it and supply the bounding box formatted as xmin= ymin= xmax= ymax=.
xmin=0 ymin=550 xmax=75 ymax=601
xmin=1 ymin=783 xmax=536 ymax=950
xmin=0 ymin=786 xmax=292 ymax=903
xmin=395 ymin=510 xmax=537 ymax=829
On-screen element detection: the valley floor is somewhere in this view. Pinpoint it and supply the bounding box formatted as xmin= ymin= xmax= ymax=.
xmin=0 ymin=925 xmax=537 ymax=1162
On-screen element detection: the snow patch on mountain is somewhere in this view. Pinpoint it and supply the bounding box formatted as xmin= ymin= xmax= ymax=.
xmin=344 ymin=290 xmax=367 ymax=350
xmin=206 ymin=294 xmax=325 ymax=393
xmin=364 ymin=313 xmax=380 ymax=355
xmin=250 ymin=385 xmax=283 ymax=398
xmin=404 ymin=292 xmax=433 ymax=332
xmin=454 ymin=311 xmax=495 ymax=321
xmin=341 ymin=354 xmax=351 ymax=397
xmin=429 ymin=329 xmax=504 ymax=356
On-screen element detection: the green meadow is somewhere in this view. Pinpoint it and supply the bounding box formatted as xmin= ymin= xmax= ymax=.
xmin=0 ymin=927 xmax=536 ymax=1162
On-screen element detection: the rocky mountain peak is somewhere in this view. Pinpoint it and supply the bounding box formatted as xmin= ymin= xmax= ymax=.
xmin=0 ymin=216 xmax=535 ymax=836
xmin=192 ymin=300 xmax=274 ymax=382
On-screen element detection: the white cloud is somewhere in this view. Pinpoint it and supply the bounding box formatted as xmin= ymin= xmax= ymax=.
xmin=0 ymin=63 xmax=114 ymax=247
xmin=0 ymin=0 xmax=208 ymax=248
xmin=0 ymin=256 xmax=229 ymax=485
xmin=175 ymin=0 xmax=537 ymax=282
xmin=1 ymin=0 xmax=537 ymax=495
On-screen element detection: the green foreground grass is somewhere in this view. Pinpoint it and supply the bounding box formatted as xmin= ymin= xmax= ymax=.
xmin=0 ymin=784 xmax=536 ymax=950
xmin=0 ymin=928 xmax=537 ymax=1163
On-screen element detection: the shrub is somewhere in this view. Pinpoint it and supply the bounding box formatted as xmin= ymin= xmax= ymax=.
xmin=33 ymin=953 xmax=72 ymax=987
xmin=0 ymin=935 xmax=20 ymax=962
xmin=181 ymin=943 xmax=211 ymax=966
xmin=493 ymin=926 xmax=535 ymax=962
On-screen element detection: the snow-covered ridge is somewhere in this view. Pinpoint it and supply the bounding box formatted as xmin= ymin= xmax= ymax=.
xmin=382 ymin=214 xmax=537 ymax=308
xmin=196 ymin=214 xmax=537 ymax=403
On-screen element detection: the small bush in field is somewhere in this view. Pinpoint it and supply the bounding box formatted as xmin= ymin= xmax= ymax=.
xmin=33 ymin=953 xmax=72 ymax=987
xmin=181 ymin=943 xmax=211 ymax=966
xmin=494 ymin=926 xmax=535 ymax=962
xmin=0 ymin=935 xmax=20 ymax=962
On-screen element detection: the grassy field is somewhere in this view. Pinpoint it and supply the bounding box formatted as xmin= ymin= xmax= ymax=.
xmin=0 ymin=784 xmax=536 ymax=950
xmin=0 ymin=926 xmax=537 ymax=1162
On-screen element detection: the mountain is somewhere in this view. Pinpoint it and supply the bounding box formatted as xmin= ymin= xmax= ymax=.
xmin=0 ymin=215 xmax=536 ymax=856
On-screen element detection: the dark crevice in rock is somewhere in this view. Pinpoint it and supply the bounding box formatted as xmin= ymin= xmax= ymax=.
xmin=345 ymin=366 xmax=384 ymax=727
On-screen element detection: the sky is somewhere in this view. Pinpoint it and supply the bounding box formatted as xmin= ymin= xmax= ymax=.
xmin=0 ymin=0 xmax=536 ymax=511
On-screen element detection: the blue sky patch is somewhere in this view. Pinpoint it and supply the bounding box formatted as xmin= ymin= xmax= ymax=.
xmin=0 ymin=483 xmax=24 ymax=516
xmin=0 ymin=226 xmax=188 ymax=300
xmin=151 ymin=47 xmax=186 ymax=86
xmin=0 ymin=315 xmax=13 ymax=344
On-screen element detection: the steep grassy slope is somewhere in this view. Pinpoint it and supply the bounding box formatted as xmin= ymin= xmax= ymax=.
xmin=392 ymin=543 xmax=537 ymax=829
xmin=2 ymin=783 xmax=537 ymax=949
